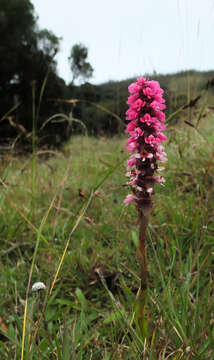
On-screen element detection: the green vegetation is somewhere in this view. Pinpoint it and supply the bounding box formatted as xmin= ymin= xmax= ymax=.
xmin=0 ymin=3 xmax=214 ymax=359
xmin=0 ymin=110 xmax=213 ymax=358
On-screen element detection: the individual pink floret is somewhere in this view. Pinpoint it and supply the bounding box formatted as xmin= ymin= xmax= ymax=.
xmin=139 ymin=114 xmax=156 ymax=126
xmin=136 ymin=77 xmax=147 ymax=87
xmin=157 ymin=133 xmax=168 ymax=142
xmin=126 ymin=108 xmax=138 ymax=120
xmin=126 ymin=93 xmax=139 ymax=105
xmin=129 ymin=127 xmax=144 ymax=138
xmin=150 ymin=100 xmax=166 ymax=111
xmin=156 ymin=110 xmax=166 ymax=122
xmin=153 ymin=176 xmax=166 ymax=183
xmin=126 ymin=139 xmax=138 ymax=152
xmin=125 ymin=119 xmax=138 ymax=133
xmin=128 ymin=83 xmax=141 ymax=94
xmin=127 ymin=153 xmax=141 ymax=169
xmin=132 ymin=99 xmax=146 ymax=111
xmin=145 ymin=135 xmax=158 ymax=146
xmin=155 ymin=145 xmax=167 ymax=162
xmin=124 ymin=194 xmax=136 ymax=205
xmin=152 ymin=122 xmax=166 ymax=132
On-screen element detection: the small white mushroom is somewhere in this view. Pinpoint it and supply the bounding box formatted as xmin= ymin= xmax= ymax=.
xmin=32 ymin=282 xmax=46 ymax=292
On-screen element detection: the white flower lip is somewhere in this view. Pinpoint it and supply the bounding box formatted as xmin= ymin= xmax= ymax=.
xmin=32 ymin=282 xmax=46 ymax=292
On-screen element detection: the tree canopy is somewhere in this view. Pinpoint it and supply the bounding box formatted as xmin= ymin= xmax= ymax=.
xmin=68 ymin=43 xmax=94 ymax=84
xmin=0 ymin=0 xmax=70 ymax=146
xmin=0 ymin=0 xmax=60 ymax=88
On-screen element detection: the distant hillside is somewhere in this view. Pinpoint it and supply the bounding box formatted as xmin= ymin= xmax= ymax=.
xmin=1 ymin=70 xmax=214 ymax=149
xmin=69 ymin=70 xmax=214 ymax=135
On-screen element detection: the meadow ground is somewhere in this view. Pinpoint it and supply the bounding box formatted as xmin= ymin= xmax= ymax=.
xmin=0 ymin=116 xmax=213 ymax=359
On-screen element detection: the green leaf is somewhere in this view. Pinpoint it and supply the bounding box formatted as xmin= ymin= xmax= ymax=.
xmin=75 ymin=288 xmax=87 ymax=311
xmin=131 ymin=231 xmax=138 ymax=248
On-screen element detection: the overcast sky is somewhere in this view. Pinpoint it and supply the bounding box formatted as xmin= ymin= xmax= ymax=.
xmin=33 ymin=0 xmax=214 ymax=85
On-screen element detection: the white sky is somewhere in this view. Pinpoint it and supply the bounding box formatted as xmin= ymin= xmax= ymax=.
xmin=33 ymin=0 xmax=214 ymax=85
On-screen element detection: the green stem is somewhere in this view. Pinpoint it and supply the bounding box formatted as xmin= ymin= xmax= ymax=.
xmin=31 ymin=81 xmax=37 ymax=217
xmin=135 ymin=215 xmax=149 ymax=340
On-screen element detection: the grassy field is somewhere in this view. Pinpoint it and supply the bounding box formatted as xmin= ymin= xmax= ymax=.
xmin=0 ymin=114 xmax=213 ymax=359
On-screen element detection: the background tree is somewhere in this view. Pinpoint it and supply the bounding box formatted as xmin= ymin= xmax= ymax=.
xmin=68 ymin=43 xmax=93 ymax=84
xmin=0 ymin=0 xmax=70 ymax=146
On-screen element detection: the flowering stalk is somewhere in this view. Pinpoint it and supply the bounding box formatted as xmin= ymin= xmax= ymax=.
xmin=124 ymin=77 xmax=167 ymax=338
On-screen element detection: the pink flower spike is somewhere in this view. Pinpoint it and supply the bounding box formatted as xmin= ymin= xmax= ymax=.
xmin=124 ymin=194 xmax=136 ymax=205
xmin=124 ymin=77 xmax=167 ymax=315
xmin=124 ymin=76 xmax=167 ymax=206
